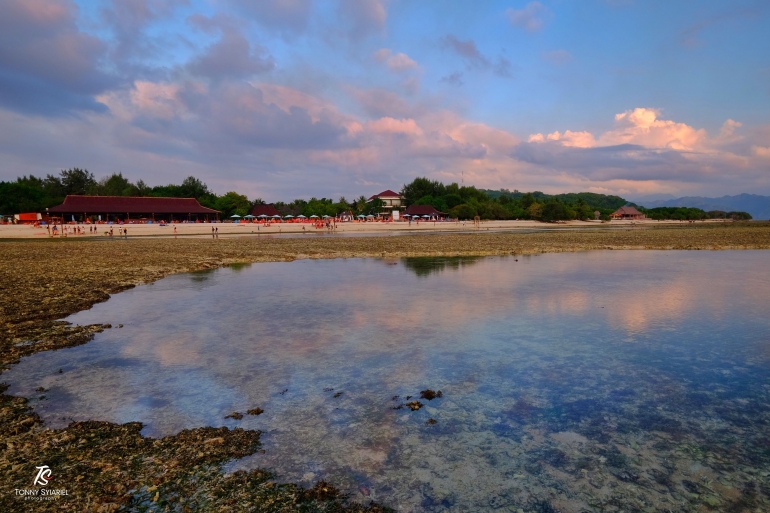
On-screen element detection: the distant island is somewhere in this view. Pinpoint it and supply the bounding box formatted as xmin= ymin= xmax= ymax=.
xmin=634 ymin=194 xmax=770 ymax=220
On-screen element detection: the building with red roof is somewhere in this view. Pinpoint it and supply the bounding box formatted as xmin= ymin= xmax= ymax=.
xmin=367 ymin=190 xmax=403 ymax=208
xmin=47 ymin=195 xmax=219 ymax=222
xmin=248 ymin=203 xmax=282 ymax=217
xmin=404 ymin=204 xmax=447 ymax=220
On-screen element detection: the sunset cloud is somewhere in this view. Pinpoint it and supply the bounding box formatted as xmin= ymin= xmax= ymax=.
xmin=0 ymin=1 xmax=767 ymax=200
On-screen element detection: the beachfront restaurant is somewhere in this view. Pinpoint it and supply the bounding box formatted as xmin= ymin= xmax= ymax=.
xmin=404 ymin=204 xmax=448 ymax=221
xmin=47 ymin=195 xmax=220 ymax=223
xmin=610 ymin=206 xmax=646 ymax=220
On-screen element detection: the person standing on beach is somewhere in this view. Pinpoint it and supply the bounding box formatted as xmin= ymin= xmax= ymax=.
xmin=215 ymin=226 xmax=218 ymax=238
xmin=174 ymin=225 xmax=177 ymax=234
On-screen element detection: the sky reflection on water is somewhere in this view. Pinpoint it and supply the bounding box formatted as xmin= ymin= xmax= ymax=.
xmin=6 ymin=251 xmax=770 ymax=512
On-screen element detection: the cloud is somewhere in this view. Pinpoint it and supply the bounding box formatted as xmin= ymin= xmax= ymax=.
xmin=100 ymin=0 xmax=190 ymax=62
xmin=348 ymin=87 xmax=419 ymax=119
xmin=494 ymin=56 xmax=513 ymax=78
xmin=506 ymin=2 xmax=550 ymax=32
xmin=187 ymin=16 xmax=275 ymax=80
xmin=365 ymin=117 xmax=423 ymax=136
xmin=543 ymin=49 xmax=571 ymax=64
xmin=680 ymin=5 xmax=765 ymax=47
xmin=441 ymin=35 xmax=489 ymax=69
xmin=229 ymin=0 xmax=313 ymax=34
xmin=516 ymin=108 xmax=770 ymax=194
xmin=0 ymin=0 xmax=115 ymax=115
xmin=440 ymin=35 xmax=512 ymax=78
xmin=338 ymin=0 xmax=387 ymax=40
xmin=441 ymin=72 xmax=464 ymax=87
xmin=373 ymin=48 xmax=418 ymax=72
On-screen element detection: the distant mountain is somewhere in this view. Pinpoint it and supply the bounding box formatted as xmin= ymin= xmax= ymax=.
xmin=629 ymin=193 xmax=677 ymax=204
xmin=638 ymin=194 xmax=770 ymax=220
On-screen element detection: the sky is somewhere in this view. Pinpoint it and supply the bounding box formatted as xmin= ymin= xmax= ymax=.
xmin=0 ymin=0 xmax=768 ymax=202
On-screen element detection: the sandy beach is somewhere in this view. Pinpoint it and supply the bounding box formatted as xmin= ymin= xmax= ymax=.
xmin=3 ymin=223 xmax=770 ymax=512
xmin=0 ymin=217 xmax=736 ymax=239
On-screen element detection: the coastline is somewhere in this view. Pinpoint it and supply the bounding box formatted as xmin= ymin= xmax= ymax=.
xmin=0 ymin=217 xmax=741 ymax=240
xmin=2 ymin=223 xmax=770 ymax=511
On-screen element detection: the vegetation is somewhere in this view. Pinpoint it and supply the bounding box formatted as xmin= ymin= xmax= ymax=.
xmin=401 ymin=178 xmax=615 ymax=221
xmin=639 ymin=206 xmax=752 ymax=221
xmin=0 ymin=170 xmax=754 ymax=222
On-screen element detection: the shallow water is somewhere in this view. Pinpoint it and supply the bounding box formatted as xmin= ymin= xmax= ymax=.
xmin=7 ymin=251 xmax=770 ymax=512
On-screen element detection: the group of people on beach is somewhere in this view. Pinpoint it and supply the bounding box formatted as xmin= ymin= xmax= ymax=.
xmin=46 ymin=224 xmax=128 ymax=237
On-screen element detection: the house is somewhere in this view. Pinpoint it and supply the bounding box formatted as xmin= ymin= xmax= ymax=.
xmin=610 ymin=206 xmax=646 ymax=220
xmin=404 ymin=204 xmax=447 ymax=220
xmin=249 ymin=203 xmax=282 ymax=218
xmin=47 ymin=195 xmax=219 ymax=222
xmin=367 ymin=190 xmax=403 ymax=208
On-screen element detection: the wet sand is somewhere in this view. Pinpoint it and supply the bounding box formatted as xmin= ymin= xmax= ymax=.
xmin=2 ymin=222 xmax=770 ymax=511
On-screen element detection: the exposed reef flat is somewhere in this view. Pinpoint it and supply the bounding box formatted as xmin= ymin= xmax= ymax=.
xmin=1 ymin=222 xmax=769 ymax=511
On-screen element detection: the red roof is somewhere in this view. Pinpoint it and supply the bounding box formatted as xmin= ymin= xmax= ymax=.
xmin=249 ymin=204 xmax=281 ymax=217
xmin=612 ymin=206 xmax=644 ymax=216
xmin=47 ymin=196 xmax=219 ymax=214
xmin=404 ymin=205 xmax=447 ymax=216
xmin=368 ymin=189 xmax=401 ymax=201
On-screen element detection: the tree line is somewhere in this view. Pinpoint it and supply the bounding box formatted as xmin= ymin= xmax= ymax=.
xmin=0 ymin=169 xmax=752 ymax=221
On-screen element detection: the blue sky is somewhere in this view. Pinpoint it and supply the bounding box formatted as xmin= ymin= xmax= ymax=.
xmin=0 ymin=0 xmax=768 ymax=201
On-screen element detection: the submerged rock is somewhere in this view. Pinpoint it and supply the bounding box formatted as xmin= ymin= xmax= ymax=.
xmin=406 ymin=400 xmax=424 ymax=411
xmin=420 ymin=389 xmax=443 ymax=401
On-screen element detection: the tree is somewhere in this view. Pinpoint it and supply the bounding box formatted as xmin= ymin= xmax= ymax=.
xmin=527 ymin=202 xmax=543 ymax=219
xmin=365 ymin=197 xmax=385 ymax=215
xmin=93 ymin=172 xmax=136 ymax=196
xmin=215 ymin=192 xmax=251 ymax=218
xmin=449 ymin=204 xmax=477 ymax=220
xmin=179 ymin=176 xmax=212 ymax=199
xmin=135 ymin=179 xmax=151 ymax=196
xmin=401 ymin=177 xmax=445 ymax=206
xmin=60 ymin=168 xmax=96 ymax=195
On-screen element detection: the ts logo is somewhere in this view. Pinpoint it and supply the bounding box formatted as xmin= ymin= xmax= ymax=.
xmin=33 ymin=466 xmax=52 ymax=486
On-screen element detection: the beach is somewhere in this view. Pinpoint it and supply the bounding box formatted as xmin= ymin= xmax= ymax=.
xmin=2 ymin=222 xmax=770 ymax=512
xmin=0 ymin=217 xmax=732 ymax=239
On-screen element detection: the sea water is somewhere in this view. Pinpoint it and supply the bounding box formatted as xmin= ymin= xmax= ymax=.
xmin=6 ymin=251 xmax=770 ymax=512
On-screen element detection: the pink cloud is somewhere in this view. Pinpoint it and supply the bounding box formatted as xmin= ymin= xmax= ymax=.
xmin=373 ymin=48 xmax=418 ymax=72
xmin=365 ymin=117 xmax=423 ymax=136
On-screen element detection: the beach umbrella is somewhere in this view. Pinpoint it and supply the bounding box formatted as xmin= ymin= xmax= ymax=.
xmin=258 ymin=214 xmax=267 ymax=218
xmin=230 ymin=214 xmax=241 ymax=218
xmin=271 ymin=215 xmax=281 ymax=218
xmin=402 ymin=213 xmax=411 ymax=217
xmin=244 ymin=215 xmax=255 ymax=219
xmin=297 ymin=215 xmax=306 ymax=218
xmin=366 ymin=214 xmax=375 ymax=217
xmin=422 ymin=215 xmax=430 ymax=218
xmin=310 ymin=215 xmax=319 ymax=218
xmin=357 ymin=214 xmax=365 ymax=218
xmin=322 ymin=215 xmax=330 ymax=218
xmin=284 ymin=215 xmax=294 ymax=218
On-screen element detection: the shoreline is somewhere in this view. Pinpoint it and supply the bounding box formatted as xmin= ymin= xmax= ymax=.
xmin=2 ymin=223 xmax=770 ymax=511
xmin=0 ymin=217 xmax=742 ymax=240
